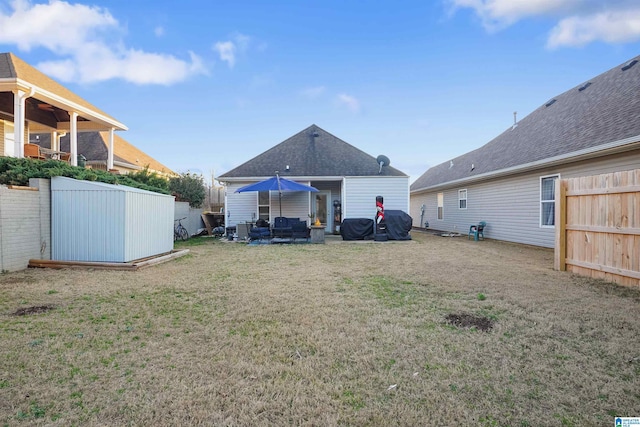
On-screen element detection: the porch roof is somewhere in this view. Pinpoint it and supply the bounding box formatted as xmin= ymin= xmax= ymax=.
xmin=0 ymin=52 xmax=126 ymax=131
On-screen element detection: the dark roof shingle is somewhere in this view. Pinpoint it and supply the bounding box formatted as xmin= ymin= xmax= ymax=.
xmin=219 ymin=125 xmax=407 ymax=178
xmin=411 ymin=56 xmax=640 ymax=192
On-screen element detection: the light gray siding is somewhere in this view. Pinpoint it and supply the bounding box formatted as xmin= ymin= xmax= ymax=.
xmin=344 ymin=176 xmax=409 ymax=219
xmin=410 ymin=150 xmax=640 ymax=247
xmin=278 ymin=191 xmax=311 ymax=222
xmin=225 ymin=181 xmax=315 ymax=226
xmin=51 ymin=177 xmax=173 ymax=262
xmin=224 ymin=182 xmax=258 ymax=227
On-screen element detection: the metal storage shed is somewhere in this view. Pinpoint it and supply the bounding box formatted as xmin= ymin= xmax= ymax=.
xmin=51 ymin=176 xmax=174 ymax=262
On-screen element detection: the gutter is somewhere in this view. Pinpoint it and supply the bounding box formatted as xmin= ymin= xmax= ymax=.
xmin=219 ymin=175 xmax=407 ymax=184
xmin=0 ymin=77 xmax=127 ymax=131
xmin=410 ymin=134 xmax=640 ymax=194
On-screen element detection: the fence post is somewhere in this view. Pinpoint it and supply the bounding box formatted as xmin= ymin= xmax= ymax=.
xmin=554 ymin=179 xmax=567 ymax=271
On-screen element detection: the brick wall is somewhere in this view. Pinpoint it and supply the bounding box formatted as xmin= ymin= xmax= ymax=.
xmin=0 ymin=179 xmax=51 ymax=272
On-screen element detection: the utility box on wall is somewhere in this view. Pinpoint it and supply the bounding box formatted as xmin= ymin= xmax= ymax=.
xmin=51 ymin=177 xmax=174 ymax=262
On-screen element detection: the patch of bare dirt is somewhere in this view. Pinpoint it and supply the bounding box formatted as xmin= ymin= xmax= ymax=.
xmin=11 ymin=305 xmax=55 ymax=316
xmin=445 ymin=312 xmax=494 ymax=331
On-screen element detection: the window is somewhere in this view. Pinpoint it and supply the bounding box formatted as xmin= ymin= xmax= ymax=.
xmin=540 ymin=175 xmax=559 ymax=227
xmin=458 ymin=189 xmax=467 ymax=210
xmin=437 ymin=192 xmax=444 ymax=220
xmin=258 ymin=191 xmax=270 ymax=221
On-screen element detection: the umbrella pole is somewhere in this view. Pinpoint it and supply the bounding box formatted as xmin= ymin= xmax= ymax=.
xmin=277 ymin=173 xmax=282 ymax=218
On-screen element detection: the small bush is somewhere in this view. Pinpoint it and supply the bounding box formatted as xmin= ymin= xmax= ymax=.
xmin=0 ymin=158 xmax=169 ymax=194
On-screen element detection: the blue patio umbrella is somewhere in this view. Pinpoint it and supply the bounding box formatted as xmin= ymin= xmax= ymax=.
xmin=235 ymin=174 xmax=318 ymax=218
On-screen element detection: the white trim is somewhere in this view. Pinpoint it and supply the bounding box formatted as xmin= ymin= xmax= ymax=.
xmin=411 ymin=135 xmax=640 ymax=194
xmin=69 ymin=111 xmax=78 ymax=166
xmin=437 ymin=192 xmax=444 ymax=220
xmin=107 ymin=128 xmax=114 ymax=170
xmin=539 ymin=174 xmax=559 ymax=228
xmin=0 ymin=77 xmax=127 ymax=131
xmin=219 ymin=175 xmax=407 ymax=183
xmin=458 ymin=188 xmax=467 ymax=210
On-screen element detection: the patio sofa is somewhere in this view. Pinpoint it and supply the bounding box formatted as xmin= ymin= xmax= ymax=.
xmin=272 ymin=217 xmax=309 ymax=240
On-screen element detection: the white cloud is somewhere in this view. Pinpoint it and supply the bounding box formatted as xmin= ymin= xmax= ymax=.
xmin=337 ymin=93 xmax=361 ymax=113
xmin=300 ymin=86 xmax=326 ymax=99
xmin=0 ymin=0 xmax=207 ymax=84
xmin=548 ymin=8 xmax=640 ymax=48
xmin=214 ymin=41 xmax=236 ymax=68
xmin=448 ymin=0 xmax=640 ymax=47
xmin=213 ymin=32 xmax=252 ymax=68
xmin=450 ymin=0 xmax=580 ymax=29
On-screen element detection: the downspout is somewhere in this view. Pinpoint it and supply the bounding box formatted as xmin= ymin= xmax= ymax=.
xmin=13 ymin=87 xmax=35 ymax=157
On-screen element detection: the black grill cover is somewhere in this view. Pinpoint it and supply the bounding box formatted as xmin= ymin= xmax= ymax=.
xmin=340 ymin=218 xmax=374 ymax=240
xmin=383 ymin=210 xmax=412 ymax=240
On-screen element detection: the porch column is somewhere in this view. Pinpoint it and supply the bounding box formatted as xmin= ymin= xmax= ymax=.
xmin=12 ymin=89 xmax=31 ymax=157
xmin=51 ymin=131 xmax=58 ymax=151
xmin=107 ymin=128 xmax=114 ymax=170
xmin=69 ymin=111 xmax=78 ymax=166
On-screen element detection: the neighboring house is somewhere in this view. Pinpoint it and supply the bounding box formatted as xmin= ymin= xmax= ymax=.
xmin=218 ymin=125 xmax=409 ymax=233
xmin=30 ymin=131 xmax=176 ymax=177
xmin=410 ymin=56 xmax=640 ymax=248
xmin=0 ymin=52 xmax=126 ymax=167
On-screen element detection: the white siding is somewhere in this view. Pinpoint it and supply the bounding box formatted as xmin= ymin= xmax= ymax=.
xmin=410 ymin=150 xmax=640 ymax=247
xmin=225 ymin=181 xmax=315 ymax=225
xmin=225 ymin=182 xmax=258 ymax=227
xmin=51 ymin=177 xmax=173 ymax=262
xmin=125 ymin=190 xmax=174 ymax=261
xmin=344 ymin=176 xmax=409 ymax=219
xmin=277 ymin=191 xmax=311 ymax=222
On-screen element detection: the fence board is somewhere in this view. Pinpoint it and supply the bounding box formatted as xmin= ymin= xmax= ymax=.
xmin=555 ymin=169 xmax=640 ymax=288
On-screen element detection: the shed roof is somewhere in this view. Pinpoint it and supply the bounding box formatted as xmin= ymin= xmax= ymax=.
xmin=411 ymin=56 xmax=640 ymax=192
xmin=219 ymin=124 xmax=407 ymax=179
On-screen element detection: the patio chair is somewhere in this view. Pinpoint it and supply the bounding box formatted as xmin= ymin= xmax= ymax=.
xmin=24 ymin=143 xmax=45 ymax=160
xmin=58 ymin=152 xmax=71 ymax=163
xmin=291 ymin=220 xmax=310 ymax=243
xmin=468 ymin=221 xmax=486 ymax=241
xmin=272 ymin=217 xmax=293 ymax=238
xmin=249 ymin=225 xmax=271 ymax=242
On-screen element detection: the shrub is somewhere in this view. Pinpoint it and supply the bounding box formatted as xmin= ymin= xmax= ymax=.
xmin=169 ymin=172 xmax=206 ymax=208
xmin=0 ymin=157 xmax=169 ymax=194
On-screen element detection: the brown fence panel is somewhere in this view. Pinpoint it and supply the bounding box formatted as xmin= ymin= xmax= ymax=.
xmin=555 ymin=169 xmax=640 ymax=288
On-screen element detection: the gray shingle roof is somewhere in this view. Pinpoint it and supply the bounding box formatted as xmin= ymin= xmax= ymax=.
xmin=31 ymin=133 xmax=131 ymax=165
xmin=219 ymin=125 xmax=407 ymax=178
xmin=411 ymin=56 xmax=640 ymax=192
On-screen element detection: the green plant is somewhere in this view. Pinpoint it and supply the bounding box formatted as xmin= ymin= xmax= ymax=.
xmin=169 ymin=172 xmax=206 ymax=208
xmin=477 ymin=293 xmax=487 ymax=301
xmin=0 ymin=157 xmax=169 ymax=194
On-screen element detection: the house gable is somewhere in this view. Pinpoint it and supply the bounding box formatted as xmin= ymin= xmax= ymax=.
xmin=219 ymin=124 xmax=407 ymax=178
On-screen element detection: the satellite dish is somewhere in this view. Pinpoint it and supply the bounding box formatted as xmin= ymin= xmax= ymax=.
xmin=376 ymin=155 xmax=390 ymax=174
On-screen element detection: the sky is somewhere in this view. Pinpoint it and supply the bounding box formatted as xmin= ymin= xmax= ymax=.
xmin=1 ymin=0 xmax=640 ymax=185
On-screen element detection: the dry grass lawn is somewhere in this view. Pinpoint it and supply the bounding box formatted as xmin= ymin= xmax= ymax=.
xmin=1 ymin=232 xmax=639 ymax=426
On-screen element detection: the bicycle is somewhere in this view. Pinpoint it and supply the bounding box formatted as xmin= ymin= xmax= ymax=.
xmin=174 ymin=217 xmax=189 ymax=241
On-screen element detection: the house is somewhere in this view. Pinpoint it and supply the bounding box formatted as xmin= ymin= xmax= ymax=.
xmin=0 ymin=52 xmax=126 ymax=167
xmin=218 ymin=125 xmax=409 ymax=233
xmin=30 ymin=131 xmax=175 ymax=177
xmin=410 ymin=56 xmax=640 ymax=248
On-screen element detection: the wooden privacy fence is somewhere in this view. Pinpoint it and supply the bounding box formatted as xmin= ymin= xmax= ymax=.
xmin=554 ymin=169 xmax=640 ymax=287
